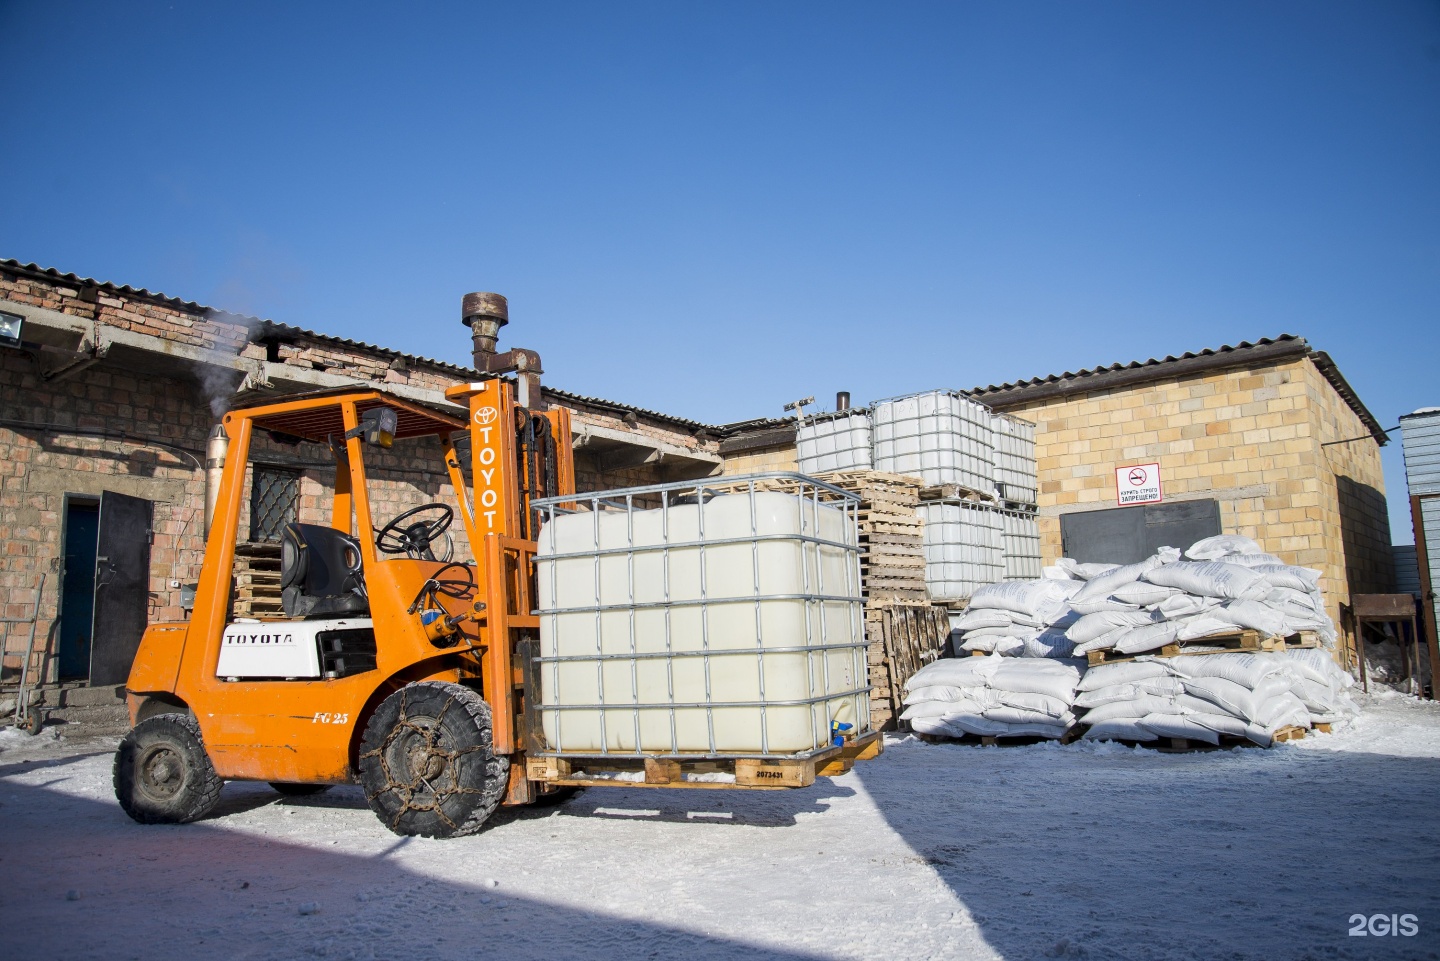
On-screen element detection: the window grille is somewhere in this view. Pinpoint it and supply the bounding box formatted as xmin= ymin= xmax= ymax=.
xmin=251 ymin=467 xmax=300 ymax=542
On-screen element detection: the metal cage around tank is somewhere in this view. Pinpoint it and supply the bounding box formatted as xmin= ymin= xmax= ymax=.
xmin=528 ymin=472 xmax=871 ymax=761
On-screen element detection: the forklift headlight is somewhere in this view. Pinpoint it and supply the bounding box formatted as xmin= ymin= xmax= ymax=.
xmin=357 ymin=408 xmax=397 ymax=448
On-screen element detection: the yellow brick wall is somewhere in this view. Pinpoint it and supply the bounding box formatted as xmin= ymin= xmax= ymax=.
xmin=721 ymin=445 xmax=800 ymax=476
xmin=1003 ymin=356 xmax=1390 ymax=627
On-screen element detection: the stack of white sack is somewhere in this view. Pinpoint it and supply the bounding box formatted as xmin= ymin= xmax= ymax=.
xmin=1076 ymin=649 xmax=1355 ymax=746
xmin=900 ymin=653 xmax=1082 ymax=739
xmin=1058 ymin=535 xmax=1339 ymax=658
xmin=948 ymin=579 xmax=1083 ymax=658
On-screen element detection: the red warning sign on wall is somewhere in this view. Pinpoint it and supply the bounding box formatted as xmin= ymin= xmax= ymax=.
xmin=1116 ymin=463 xmax=1163 ymax=505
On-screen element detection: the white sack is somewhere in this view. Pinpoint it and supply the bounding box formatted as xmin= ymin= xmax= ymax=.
xmin=1185 ymin=534 xmax=1263 ymax=560
xmin=1182 ymin=675 xmax=1291 ymax=723
xmin=1254 ymin=692 xmax=1311 ymax=729
xmin=1251 ymin=564 xmax=1323 ymax=593
xmin=1068 ymin=595 xmax=1143 ymax=615
xmin=985 ymin=706 xmax=1075 ymax=726
xmin=1069 ymin=609 xmax=1162 ymax=643
xmin=1111 ymin=581 xmax=1183 ymax=606
xmin=1143 ymin=561 xmax=1271 ymax=600
xmin=1220 ymin=552 xmax=1288 ymax=568
xmin=1156 ymin=594 xmax=1223 ymax=619
xmin=988 ymin=662 xmax=1083 ymax=703
xmin=993 ymin=690 xmax=1073 ymax=718
xmin=1078 ymin=694 xmax=1181 ymax=725
xmin=967 ymin=580 xmax=1078 ymax=622
xmin=1070 ymin=553 xmax=1171 ymax=606
xmin=1073 ymin=676 xmax=1186 ymax=708
xmin=1173 ymin=613 xmax=1240 ymax=642
xmin=1082 ymin=719 xmax=1157 ymax=741
xmin=1163 ymin=652 xmax=1283 ymax=689
xmin=905 ymin=656 xmax=999 ymax=691
xmin=961 ymin=635 xmax=1026 ymax=656
xmin=1056 ymin=558 xmax=1119 ymax=581
xmin=1113 ymin=621 xmax=1183 ymax=654
xmin=1076 ymin=660 xmax=1171 ymax=691
xmin=1021 ymin=629 xmax=1077 ymax=659
xmin=949 ymin=609 xmax=1018 ymax=632
xmin=903 ymin=686 xmax=996 ymax=706
xmin=1138 ymin=714 xmax=1221 ymax=744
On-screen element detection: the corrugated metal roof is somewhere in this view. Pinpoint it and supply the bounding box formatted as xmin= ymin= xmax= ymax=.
xmin=968 ymin=335 xmax=1306 ymax=395
xmin=967 ymin=334 xmax=1388 ymax=446
xmin=1400 ymin=408 xmax=1440 ymax=495
xmin=1 ymin=258 xmax=738 ymax=434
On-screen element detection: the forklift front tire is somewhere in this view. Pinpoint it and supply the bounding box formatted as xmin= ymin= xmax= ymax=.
xmin=113 ymin=714 xmax=224 ymax=825
xmin=358 ymin=681 xmax=509 ymax=838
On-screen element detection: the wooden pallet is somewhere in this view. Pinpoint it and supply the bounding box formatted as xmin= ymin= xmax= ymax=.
xmin=526 ymin=731 xmax=884 ymax=790
xmin=1072 ymin=724 xmax=1309 ymax=752
xmin=1086 ymin=631 xmax=1321 ymax=666
xmin=233 ymin=541 xmax=285 ymax=617
xmin=918 ymin=483 xmax=997 ymax=503
xmin=916 ymin=728 xmax=1083 ymax=747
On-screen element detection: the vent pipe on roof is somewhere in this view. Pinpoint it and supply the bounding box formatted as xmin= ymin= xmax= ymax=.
xmin=836 ymin=391 xmax=851 ymax=412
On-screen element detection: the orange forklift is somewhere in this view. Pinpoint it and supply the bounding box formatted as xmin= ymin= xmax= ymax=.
xmin=114 ymin=293 xmax=879 ymax=838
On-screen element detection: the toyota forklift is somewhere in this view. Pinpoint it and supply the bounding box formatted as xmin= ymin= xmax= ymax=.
xmin=114 ymin=292 xmax=880 ymax=838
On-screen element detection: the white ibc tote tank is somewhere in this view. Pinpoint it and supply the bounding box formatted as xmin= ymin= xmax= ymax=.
xmin=533 ymin=476 xmax=870 ymax=756
xmin=796 ymin=410 xmax=873 ymax=475
xmin=991 ymin=412 xmax=1038 ymax=505
xmin=1000 ymin=508 xmax=1043 ymax=580
xmin=918 ymin=499 xmax=1004 ymax=601
xmin=871 ymin=390 xmax=995 ymax=492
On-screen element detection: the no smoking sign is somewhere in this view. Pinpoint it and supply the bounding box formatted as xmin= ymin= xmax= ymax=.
xmin=1116 ymin=462 xmax=1163 ymax=505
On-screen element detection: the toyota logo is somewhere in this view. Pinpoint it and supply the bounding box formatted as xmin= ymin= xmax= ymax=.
xmin=1128 ymin=468 xmax=1148 ymax=486
xmin=473 ymin=406 xmax=498 ymax=426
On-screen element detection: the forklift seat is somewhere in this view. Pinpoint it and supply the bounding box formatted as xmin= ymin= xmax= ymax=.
xmin=280 ymin=523 xmax=369 ymax=618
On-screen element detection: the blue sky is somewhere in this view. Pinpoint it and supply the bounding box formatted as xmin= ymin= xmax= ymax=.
xmin=3 ymin=2 xmax=1438 ymax=541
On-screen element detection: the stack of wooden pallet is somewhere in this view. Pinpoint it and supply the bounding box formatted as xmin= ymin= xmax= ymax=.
xmin=815 ymin=470 xmax=946 ymax=731
xmin=232 ymin=542 xmax=283 ymax=617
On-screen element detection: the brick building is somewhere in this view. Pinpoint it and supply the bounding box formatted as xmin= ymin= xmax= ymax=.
xmin=0 ymin=258 xmax=1394 ymax=693
xmin=0 ymin=260 xmax=729 ymax=689
xmin=719 ymin=336 xmax=1393 ymax=635
xmin=969 ymin=336 xmax=1394 ymax=627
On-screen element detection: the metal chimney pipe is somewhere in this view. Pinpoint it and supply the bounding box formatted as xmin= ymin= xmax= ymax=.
xmin=203 ymin=423 xmax=229 ymax=537
xmin=836 ymin=391 xmax=851 ymax=412
xmin=461 ymin=292 xmax=509 ymax=369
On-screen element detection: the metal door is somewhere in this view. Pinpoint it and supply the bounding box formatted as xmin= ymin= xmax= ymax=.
xmin=57 ymin=501 xmax=100 ymax=679
xmin=90 ymin=492 xmax=153 ymax=686
xmin=1061 ymin=499 xmax=1221 ymax=564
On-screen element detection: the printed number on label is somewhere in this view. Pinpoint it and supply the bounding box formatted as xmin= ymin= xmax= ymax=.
xmin=312 ymin=712 xmax=349 ymax=725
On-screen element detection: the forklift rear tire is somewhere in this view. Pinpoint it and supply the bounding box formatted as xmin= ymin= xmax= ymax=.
xmin=269 ymin=782 xmax=333 ymax=797
xmin=113 ymin=714 xmax=224 ymax=825
xmin=358 ymin=681 xmax=509 ymax=839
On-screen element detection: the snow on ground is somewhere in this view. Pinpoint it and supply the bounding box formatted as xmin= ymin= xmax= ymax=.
xmin=2 ymin=696 xmax=1439 ymax=961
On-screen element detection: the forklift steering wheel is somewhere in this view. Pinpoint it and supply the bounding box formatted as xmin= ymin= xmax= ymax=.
xmin=377 ymin=503 xmax=454 ymax=558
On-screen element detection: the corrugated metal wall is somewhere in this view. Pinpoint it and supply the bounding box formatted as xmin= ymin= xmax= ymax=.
xmin=1400 ymin=409 xmax=1440 ymax=495
xmin=1393 ymin=545 xmax=1422 ymax=597
xmin=1399 ymin=409 xmax=1440 ymax=696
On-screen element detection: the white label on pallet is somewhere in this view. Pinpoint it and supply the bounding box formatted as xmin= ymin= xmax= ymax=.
xmin=1116 ymin=463 xmax=1163 ymax=505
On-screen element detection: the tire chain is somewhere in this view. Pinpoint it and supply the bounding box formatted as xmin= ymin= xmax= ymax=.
xmin=359 ymin=683 xmax=508 ymax=836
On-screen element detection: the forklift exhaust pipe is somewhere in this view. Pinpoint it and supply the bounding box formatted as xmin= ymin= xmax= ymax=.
xmin=461 ymin=291 xmax=545 ymax=409
xmin=204 ymin=423 xmax=229 ymax=537
xmin=462 ymin=292 xmax=509 ymax=368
